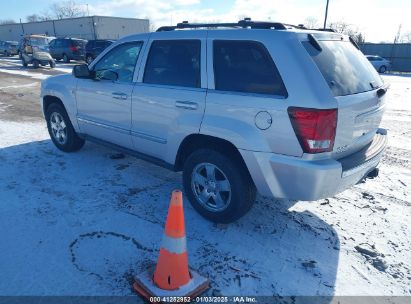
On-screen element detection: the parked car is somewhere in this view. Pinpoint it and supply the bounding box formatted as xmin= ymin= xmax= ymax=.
xmin=366 ymin=55 xmax=391 ymax=73
xmin=49 ymin=38 xmax=87 ymax=63
xmin=0 ymin=40 xmax=19 ymax=56
xmin=85 ymin=39 xmax=115 ymax=64
xmin=40 ymin=19 xmax=388 ymax=223
xmin=18 ymin=36 xmax=55 ymax=59
xmin=21 ymin=35 xmax=55 ymax=68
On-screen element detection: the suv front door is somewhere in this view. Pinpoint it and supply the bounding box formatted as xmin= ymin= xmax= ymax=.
xmin=132 ymin=33 xmax=207 ymax=163
xmin=75 ymin=41 xmax=145 ymax=149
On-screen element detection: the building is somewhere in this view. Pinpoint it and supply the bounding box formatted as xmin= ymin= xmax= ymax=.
xmin=0 ymin=16 xmax=150 ymax=41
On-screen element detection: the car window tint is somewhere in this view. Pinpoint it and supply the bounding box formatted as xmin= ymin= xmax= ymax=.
xmin=303 ymin=40 xmax=383 ymax=96
xmin=143 ymin=40 xmax=201 ymax=88
xmin=93 ymin=41 xmax=143 ymax=83
xmin=213 ymin=40 xmax=287 ymax=96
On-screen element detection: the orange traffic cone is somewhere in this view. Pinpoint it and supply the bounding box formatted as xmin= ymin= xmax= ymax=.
xmin=133 ymin=190 xmax=209 ymax=300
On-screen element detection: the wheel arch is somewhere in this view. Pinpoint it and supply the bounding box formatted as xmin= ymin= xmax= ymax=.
xmin=43 ymin=95 xmax=65 ymax=116
xmin=175 ymin=134 xmax=252 ymax=181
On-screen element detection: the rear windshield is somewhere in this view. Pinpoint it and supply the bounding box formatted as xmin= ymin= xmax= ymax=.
xmin=72 ymin=40 xmax=86 ymax=47
xmin=303 ymin=40 xmax=383 ymax=96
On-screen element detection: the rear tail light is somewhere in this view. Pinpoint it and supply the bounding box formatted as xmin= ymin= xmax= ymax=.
xmin=70 ymin=45 xmax=79 ymax=52
xmin=288 ymin=107 xmax=337 ymax=153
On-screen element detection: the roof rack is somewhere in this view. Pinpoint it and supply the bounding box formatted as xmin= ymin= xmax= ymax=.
xmin=156 ymin=18 xmax=289 ymax=32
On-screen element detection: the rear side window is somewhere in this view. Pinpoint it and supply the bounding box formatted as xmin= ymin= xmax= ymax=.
xmin=213 ymin=40 xmax=287 ymax=97
xmin=144 ymin=40 xmax=201 ymax=88
xmin=303 ymin=40 xmax=383 ymax=96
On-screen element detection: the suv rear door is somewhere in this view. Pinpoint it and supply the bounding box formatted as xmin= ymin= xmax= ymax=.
xmin=302 ymin=35 xmax=387 ymax=158
xmin=131 ymin=32 xmax=207 ymax=162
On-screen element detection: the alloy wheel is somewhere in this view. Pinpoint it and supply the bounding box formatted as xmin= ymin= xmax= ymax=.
xmin=191 ymin=162 xmax=232 ymax=212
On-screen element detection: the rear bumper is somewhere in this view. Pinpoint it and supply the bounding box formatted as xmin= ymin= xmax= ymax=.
xmin=241 ymin=129 xmax=387 ymax=201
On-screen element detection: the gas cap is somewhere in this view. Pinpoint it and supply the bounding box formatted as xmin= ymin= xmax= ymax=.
xmin=255 ymin=111 xmax=272 ymax=130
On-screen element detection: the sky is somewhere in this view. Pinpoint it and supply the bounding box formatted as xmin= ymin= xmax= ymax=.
xmin=2 ymin=0 xmax=411 ymax=42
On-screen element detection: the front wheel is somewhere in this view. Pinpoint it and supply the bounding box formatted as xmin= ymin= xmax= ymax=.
xmin=49 ymin=60 xmax=56 ymax=68
xmin=22 ymin=58 xmax=28 ymax=67
xmin=183 ymin=149 xmax=256 ymax=223
xmin=46 ymin=103 xmax=85 ymax=152
xmin=32 ymin=60 xmax=39 ymax=69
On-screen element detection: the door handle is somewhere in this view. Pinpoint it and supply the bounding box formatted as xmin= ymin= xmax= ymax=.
xmin=112 ymin=92 xmax=128 ymax=100
xmin=175 ymin=100 xmax=198 ymax=110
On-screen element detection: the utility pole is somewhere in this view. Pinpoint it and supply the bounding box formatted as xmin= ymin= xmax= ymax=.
xmin=323 ymin=0 xmax=330 ymax=29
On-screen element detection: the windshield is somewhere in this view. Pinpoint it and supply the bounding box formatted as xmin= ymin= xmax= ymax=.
xmin=303 ymin=40 xmax=383 ymax=96
xmin=30 ymin=37 xmax=49 ymax=47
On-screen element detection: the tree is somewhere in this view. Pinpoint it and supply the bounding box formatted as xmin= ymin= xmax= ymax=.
xmin=304 ymin=17 xmax=319 ymax=29
xmin=329 ymin=20 xmax=365 ymax=43
xmin=48 ymin=0 xmax=86 ymax=20
xmin=26 ymin=14 xmax=41 ymax=22
xmin=0 ymin=19 xmax=16 ymax=25
xmin=400 ymin=31 xmax=411 ymax=43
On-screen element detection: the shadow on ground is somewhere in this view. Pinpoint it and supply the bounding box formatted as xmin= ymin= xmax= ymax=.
xmin=0 ymin=139 xmax=339 ymax=300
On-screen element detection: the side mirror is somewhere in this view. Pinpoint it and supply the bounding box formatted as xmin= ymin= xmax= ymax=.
xmin=73 ymin=64 xmax=92 ymax=79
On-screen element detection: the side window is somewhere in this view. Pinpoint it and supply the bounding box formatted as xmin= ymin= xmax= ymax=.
xmin=213 ymin=40 xmax=287 ymax=96
xmin=143 ymin=40 xmax=201 ymax=88
xmin=93 ymin=41 xmax=143 ymax=83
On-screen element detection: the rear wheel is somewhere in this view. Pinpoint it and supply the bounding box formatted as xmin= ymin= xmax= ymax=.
xmin=22 ymin=58 xmax=28 ymax=67
xmin=63 ymin=54 xmax=70 ymax=63
xmin=49 ymin=60 xmax=56 ymax=68
xmin=33 ymin=60 xmax=39 ymax=69
xmin=379 ymin=65 xmax=387 ymax=73
xmin=46 ymin=103 xmax=85 ymax=152
xmin=183 ymin=149 xmax=256 ymax=223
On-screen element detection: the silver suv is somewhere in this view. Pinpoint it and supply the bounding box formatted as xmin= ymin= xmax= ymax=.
xmin=40 ymin=19 xmax=388 ymax=223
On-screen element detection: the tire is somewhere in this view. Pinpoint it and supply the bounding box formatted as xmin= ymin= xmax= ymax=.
xmin=46 ymin=103 xmax=85 ymax=152
xmin=50 ymin=60 xmax=56 ymax=68
xmin=33 ymin=60 xmax=39 ymax=69
xmin=63 ymin=54 xmax=70 ymax=63
xmin=86 ymin=55 xmax=93 ymax=64
xmin=22 ymin=58 xmax=28 ymax=67
xmin=379 ymin=65 xmax=387 ymax=73
xmin=183 ymin=149 xmax=256 ymax=223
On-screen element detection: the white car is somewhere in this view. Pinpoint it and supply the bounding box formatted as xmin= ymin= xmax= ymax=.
xmin=40 ymin=19 xmax=388 ymax=223
xmin=366 ymin=55 xmax=391 ymax=73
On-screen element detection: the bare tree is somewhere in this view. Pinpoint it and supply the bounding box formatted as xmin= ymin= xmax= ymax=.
xmin=0 ymin=19 xmax=16 ymax=25
xmin=400 ymin=31 xmax=411 ymax=43
xmin=26 ymin=14 xmax=41 ymax=22
xmin=329 ymin=20 xmax=365 ymax=43
xmin=49 ymin=0 xmax=86 ymax=20
xmin=304 ymin=17 xmax=319 ymax=29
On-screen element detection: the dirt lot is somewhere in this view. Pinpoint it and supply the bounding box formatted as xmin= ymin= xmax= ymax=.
xmin=0 ymin=56 xmax=410 ymax=299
